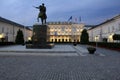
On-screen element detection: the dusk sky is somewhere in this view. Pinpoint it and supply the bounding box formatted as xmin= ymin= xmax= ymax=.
xmin=0 ymin=0 xmax=120 ymax=26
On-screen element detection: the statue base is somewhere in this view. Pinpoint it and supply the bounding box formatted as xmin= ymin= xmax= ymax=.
xmin=26 ymin=24 xmax=54 ymax=49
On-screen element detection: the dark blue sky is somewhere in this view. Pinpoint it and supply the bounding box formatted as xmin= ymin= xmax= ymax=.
xmin=0 ymin=0 xmax=120 ymax=26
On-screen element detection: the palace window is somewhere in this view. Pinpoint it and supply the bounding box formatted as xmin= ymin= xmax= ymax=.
xmin=108 ymin=27 xmax=110 ymax=33
xmin=2 ymin=27 xmax=4 ymax=33
xmin=119 ymin=23 xmax=120 ymax=30
xmin=0 ymin=27 xmax=1 ymax=32
xmin=112 ymin=26 xmax=114 ymax=32
xmin=62 ymin=26 xmax=65 ymax=31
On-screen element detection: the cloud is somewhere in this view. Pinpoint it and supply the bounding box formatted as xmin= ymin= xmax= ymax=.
xmin=0 ymin=0 xmax=120 ymax=25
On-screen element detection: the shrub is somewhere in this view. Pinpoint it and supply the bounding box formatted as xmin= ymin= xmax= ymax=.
xmin=15 ymin=29 xmax=24 ymax=45
xmin=113 ymin=34 xmax=120 ymax=40
xmin=80 ymin=29 xmax=89 ymax=44
xmin=88 ymin=42 xmax=120 ymax=49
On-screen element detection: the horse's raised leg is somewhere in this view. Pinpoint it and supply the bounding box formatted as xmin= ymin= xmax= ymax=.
xmin=37 ymin=18 xmax=39 ymax=22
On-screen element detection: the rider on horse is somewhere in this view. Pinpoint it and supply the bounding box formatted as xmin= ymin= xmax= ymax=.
xmin=35 ymin=3 xmax=47 ymax=24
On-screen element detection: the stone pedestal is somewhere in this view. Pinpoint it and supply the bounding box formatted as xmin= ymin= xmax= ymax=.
xmin=26 ymin=24 xmax=54 ymax=49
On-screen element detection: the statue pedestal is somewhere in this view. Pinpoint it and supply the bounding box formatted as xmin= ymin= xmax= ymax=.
xmin=26 ymin=24 xmax=54 ymax=49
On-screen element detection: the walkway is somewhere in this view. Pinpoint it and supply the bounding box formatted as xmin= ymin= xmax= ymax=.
xmin=0 ymin=44 xmax=120 ymax=80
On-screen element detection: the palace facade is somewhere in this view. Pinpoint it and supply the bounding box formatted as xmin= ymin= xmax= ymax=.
xmin=88 ymin=14 xmax=120 ymax=42
xmin=47 ymin=22 xmax=84 ymax=42
xmin=3 ymin=14 xmax=119 ymax=43
xmin=0 ymin=17 xmax=32 ymax=42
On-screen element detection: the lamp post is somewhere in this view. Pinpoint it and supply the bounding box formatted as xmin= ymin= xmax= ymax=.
xmin=24 ymin=26 xmax=26 ymax=42
xmin=95 ymin=36 xmax=99 ymax=48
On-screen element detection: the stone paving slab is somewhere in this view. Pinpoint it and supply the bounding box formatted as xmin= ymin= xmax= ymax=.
xmin=73 ymin=45 xmax=106 ymax=57
xmin=0 ymin=45 xmax=76 ymax=53
xmin=75 ymin=45 xmax=89 ymax=53
xmin=0 ymin=45 xmax=106 ymax=57
xmin=78 ymin=44 xmax=120 ymax=56
xmin=0 ymin=52 xmax=78 ymax=56
xmin=72 ymin=46 xmax=88 ymax=56
xmin=1 ymin=44 xmax=119 ymax=57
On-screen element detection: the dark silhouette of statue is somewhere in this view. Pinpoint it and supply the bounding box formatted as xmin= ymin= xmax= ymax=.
xmin=35 ymin=3 xmax=47 ymax=24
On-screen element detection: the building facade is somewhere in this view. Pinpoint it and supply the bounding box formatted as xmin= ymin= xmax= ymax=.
xmin=47 ymin=22 xmax=84 ymax=42
xmin=0 ymin=17 xmax=32 ymax=42
xmin=88 ymin=14 xmax=120 ymax=42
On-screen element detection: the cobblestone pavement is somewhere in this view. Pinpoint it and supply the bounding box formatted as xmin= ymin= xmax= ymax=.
xmin=0 ymin=56 xmax=120 ymax=80
xmin=0 ymin=45 xmax=120 ymax=80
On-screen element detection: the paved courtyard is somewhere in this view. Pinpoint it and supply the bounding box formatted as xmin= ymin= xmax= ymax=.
xmin=0 ymin=44 xmax=120 ymax=80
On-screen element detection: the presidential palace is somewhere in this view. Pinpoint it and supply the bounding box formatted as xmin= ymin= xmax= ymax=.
xmin=0 ymin=14 xmax=120 ymax=43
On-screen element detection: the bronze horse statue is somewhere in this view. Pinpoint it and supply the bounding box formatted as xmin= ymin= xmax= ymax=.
xmin=35 ymin=3 xmax=47 ymax=24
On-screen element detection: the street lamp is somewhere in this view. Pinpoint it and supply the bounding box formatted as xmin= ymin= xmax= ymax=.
xmin=0 ymin=33 xmax=4 ymax=38
xmin=108 ymin=33 xmax=114 ymax=42
xmin=0 ymin=33 xmax=4 ymax=42
xmin=0 ymin=34 xmax=3 ymax=39
xmin=28 ymin=37 xmax=32 ymax=41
